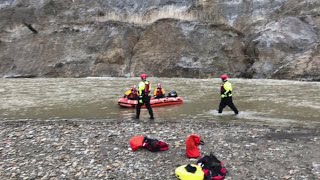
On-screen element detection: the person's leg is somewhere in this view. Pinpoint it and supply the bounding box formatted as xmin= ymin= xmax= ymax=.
xmin=136 ymin=102 xmax=143 ymax=119
xmin=227 ymin=97 xmax=239 ymax=114
xmin=218 ymin=99 xmax=227 ymax=113
xmin=144 ymin=96 xmax=154 ymax=119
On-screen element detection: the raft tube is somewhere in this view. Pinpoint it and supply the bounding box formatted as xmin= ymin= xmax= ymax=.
xmin=118 ymin=97 xmax=183 ymax=108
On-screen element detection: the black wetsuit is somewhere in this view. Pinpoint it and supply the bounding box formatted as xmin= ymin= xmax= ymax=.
xmin=218 ymin=80 xmax=239 ymax=114
xmin=136 ymin=81 xmax=154 ymax=119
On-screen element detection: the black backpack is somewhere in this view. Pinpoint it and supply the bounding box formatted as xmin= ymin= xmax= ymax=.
xmin=168 ymin=90 xmax=178 ymax=97
xmin=197 ymin=153 xmax=227 ymax=180
xmin=143 ymin=137 xmax=169 ymax=152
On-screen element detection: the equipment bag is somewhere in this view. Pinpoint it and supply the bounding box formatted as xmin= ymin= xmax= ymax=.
xmin=143 ymin=137 xmax=169 ymax=152
xmin=185 ymin=134 xmax=205 ymax=158
xmin=196 ymin=153 xmax=227 ymax=180
xmin=129 ymin=135 xmax=145 ymax=151
xmin=175 ymin=164 xmax=204 ymax=180
xmin=168 ymin=90 xmax=178 ymax=97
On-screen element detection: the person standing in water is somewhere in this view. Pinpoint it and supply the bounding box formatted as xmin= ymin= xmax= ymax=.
xmin=136 ymin=74 xmax=154 ymax=119
xmin=218 ymin=74 xmax=239 ymax=115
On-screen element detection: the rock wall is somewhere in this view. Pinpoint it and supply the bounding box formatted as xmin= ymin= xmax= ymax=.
xmin=0 ymin=0 xmax=319 ymax=80
xmin=0 ymin=21 xmax=143 ymax=77
xmin=131 ymin=19 xmax=246 ymax=78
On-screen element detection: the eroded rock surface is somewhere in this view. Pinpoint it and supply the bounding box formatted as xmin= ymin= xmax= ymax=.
xmin=0 ymin=0 xmax=319 ymax=80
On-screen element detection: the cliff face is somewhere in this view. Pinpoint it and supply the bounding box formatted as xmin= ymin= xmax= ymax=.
xmin=131 ymin=19 xmax=246 ymax=78
xmin=0 ymin=0 xmax=319 ymax=80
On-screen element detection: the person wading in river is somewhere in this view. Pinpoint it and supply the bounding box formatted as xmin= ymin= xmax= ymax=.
xmin=136 ymin=74 xmax=154 ymax=120
xmin=218 ymin=74 xmax=239 ymax=115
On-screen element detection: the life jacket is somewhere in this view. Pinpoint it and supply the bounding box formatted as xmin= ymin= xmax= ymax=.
xmin=143 ymin=137 xmax=169 ymax=152
xmin=197 ymin=154 xmax=227 ymax=180
xmin=128 ymin=89 xmax=138 ymax=99
xmin=138 ymin=81 xmax=151 ymax=96
xmin=144 ymin=81 xmax=150 ymax=94
xmin=220 ymin=81 xmax=232 ymax=98
xmin=175 ymin=164 xmax=204 ymax=180
xmin=186 ymin=134 xmax=204 ymax=158
xmin=129 ymin=135 xmax=145 ymax=151
xmin=155 ymin=88 xmax=164 ymax=97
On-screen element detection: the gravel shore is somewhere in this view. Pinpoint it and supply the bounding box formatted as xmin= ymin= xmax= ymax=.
xmin=0 ymin=119 xmax=319 ymax=180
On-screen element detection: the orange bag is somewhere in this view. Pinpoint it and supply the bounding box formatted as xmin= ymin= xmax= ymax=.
xmin=129 ymin=135 xmax=145 ymax=151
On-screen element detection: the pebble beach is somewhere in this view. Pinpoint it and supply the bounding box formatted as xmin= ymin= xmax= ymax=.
xmin=0 ymin=119 xmax=319 ymax=180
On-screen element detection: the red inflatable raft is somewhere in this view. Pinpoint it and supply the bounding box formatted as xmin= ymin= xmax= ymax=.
xmin=118 ymin=97 xmax=184 ymax=108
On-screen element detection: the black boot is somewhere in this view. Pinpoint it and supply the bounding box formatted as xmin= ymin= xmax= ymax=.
xmin=149 ymin=109 xmax=154 ymax=120
xmin=136 ymin=106 xmax=141 ymax=119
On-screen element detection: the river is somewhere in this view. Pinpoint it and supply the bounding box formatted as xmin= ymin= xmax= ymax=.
xmin=0 ymin=77 xmax=319 ymax=128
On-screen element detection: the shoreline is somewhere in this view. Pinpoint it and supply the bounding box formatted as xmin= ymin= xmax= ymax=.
xmin=0 ymin=119 xmax=319 ymax=179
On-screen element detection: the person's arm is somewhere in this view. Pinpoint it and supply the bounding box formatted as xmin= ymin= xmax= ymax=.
xmin=124 ymin=90 xmax=131 ymax=97
xmin=138 ymin=82 xmax=144 ymax=96
xmin=153 ymin=88 xmax=157 ymax=96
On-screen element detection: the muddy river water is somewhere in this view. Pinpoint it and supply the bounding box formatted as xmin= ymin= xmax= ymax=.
xmin=0 ymin=77 xmax=319 ymax=128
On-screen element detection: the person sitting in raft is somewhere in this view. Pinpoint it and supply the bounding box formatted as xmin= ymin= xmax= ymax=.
xmin=123 ymin=85 xmax=138 ymax=100
xmin=153 ymin=83 xmax=166 ymax=99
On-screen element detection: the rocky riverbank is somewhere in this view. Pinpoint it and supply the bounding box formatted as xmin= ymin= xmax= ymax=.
xmin=0 ymin=119 xmax=319 ymax=179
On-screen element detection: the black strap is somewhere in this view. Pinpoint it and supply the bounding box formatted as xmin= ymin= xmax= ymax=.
xmin=185 ymin=164 xmax=197 ymax=173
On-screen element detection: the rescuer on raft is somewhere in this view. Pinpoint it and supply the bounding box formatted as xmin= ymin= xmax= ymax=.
xmin=153 ymin=83 xmax=165 ymax=99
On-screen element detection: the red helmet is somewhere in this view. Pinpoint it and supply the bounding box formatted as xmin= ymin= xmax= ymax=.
xmin=220 ymin=74 xmax=228 ymax=81
xmin=157 ymin=83 xmax=161 ymax=88
xmin=140 ymin=74 xmax=147 ymax=80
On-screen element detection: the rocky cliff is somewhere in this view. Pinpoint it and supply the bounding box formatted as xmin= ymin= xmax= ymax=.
xmin=0 ymin=0 xmax=319 ymax=80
